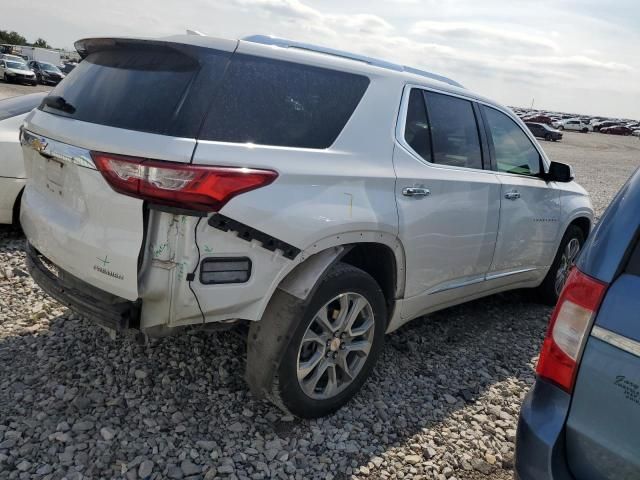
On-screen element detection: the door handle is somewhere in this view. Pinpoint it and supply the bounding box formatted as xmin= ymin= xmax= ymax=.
xmin=504 ymin=190 xmax=521 ymax=200
xmin=402 ymin=187 xmax=431 ymax=197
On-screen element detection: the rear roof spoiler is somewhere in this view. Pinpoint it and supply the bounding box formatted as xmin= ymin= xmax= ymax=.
xmin=242 ymin=34 xmax=464 ymax=89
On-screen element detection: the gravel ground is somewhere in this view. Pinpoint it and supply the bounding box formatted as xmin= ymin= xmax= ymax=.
xmin=1 ymin=116 xmax=638 ymax=479
xmin=0 ymin=82 xmax=51 ymax=100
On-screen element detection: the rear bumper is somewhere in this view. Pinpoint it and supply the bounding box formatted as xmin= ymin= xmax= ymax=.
xmin=26 ymin=242 xmax=141 ymax=331
xmin=515 ymin=379 xmax=574 ymax=480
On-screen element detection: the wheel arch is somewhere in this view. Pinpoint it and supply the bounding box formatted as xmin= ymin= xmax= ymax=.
xmin=275 ymin=233 xmax=405 ymax=321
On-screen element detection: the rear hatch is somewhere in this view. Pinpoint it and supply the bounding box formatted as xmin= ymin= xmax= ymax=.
xmin=565 ymin=236 xmax=640 ymax=478
xmin=20 ymin=38 xmax=235 ymax=300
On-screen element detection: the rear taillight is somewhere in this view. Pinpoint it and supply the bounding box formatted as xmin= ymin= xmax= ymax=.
xmin=92 ymin=152 xmax=277 ymax=212
xmin=536 ymin=268 xmax=607 ymax=392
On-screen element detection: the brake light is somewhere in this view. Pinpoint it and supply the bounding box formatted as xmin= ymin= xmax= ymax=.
xmin=536 ymin=268 xmax=607 ymax=392
xmin=92 ymin=152 xmax=277 ymax=212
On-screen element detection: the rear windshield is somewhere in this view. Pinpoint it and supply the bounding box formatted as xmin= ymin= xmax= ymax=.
xmin=42 ymin=45 xmax=368 ymax=145
xmin=43 ymin=44 xmax=231 ymax=137
xmin=199 ymin=54 xmax=370 ymax=148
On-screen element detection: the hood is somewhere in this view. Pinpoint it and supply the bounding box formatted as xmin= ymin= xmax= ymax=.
xmin=7 ymin=67 xmax=35 ymax=76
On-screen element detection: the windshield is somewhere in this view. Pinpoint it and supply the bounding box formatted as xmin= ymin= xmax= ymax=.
xmin=7 ymin=61 xmax=27 ymax=69
xmin=40 ymin=63 xmax=61 ymax=73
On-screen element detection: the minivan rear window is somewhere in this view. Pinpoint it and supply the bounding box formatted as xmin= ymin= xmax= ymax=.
xmin=43 ymin=44 xmax=232 ymax=138
xmin=199 ymin=54 xmax=370 ymax=149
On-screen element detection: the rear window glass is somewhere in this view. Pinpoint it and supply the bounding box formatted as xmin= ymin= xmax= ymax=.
xmin=199 ymin=54 xmax=370 ymax=148
xmin=424 ymin=91 xmax=483 ymax=169
xmin=43 ymin=45 xmax=231 ymax=137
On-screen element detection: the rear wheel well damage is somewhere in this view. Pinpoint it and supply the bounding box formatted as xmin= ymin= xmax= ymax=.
xmin=570 ymin=217 xmax=591 ymax=241
xmin=245 ymin=242 xmax=398 ymax=400
xmin=340 ymin=243 xmax=397 ymax=318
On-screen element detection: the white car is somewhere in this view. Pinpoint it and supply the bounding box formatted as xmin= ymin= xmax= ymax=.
xmin=19 ymin=35 xmax=593 ymax=418
xmin=558 ymin=119 xmax=592 ymax=133
xmin=0 ymin=93 xmax=47 ymax=224
xmin=0 ymin=57 xmax=37 ymax=86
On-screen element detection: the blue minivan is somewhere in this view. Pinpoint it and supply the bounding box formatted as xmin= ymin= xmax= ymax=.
xmin=515 ymin=167 xmax=640 ymax=479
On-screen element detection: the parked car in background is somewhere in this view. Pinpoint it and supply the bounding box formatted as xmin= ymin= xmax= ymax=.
xmin=601 ymin=125 xmax=633 ymax=136
xmin=0 ymin=58 xmax=37 ymax=85
xmin=593 ymin=120 xmax=621 ymax=132
xmin=632 ymin=129 xmax=640 ymax=137
xmin=558 ymin=119 xmax=591 ymax=133
xmin=0 ymin=54 xmax=27 ymax=63
xmin=60 ymin=62 xmax=77 ymax=74
xmin=515 ymin=166 xmax=640 ymax=480
xmin=523 ymin=114 xmax=553 ymax=125
xmin=28 ymin=61 xmax=65 ymax=85
xmin=0 ymin=93 xmax=47 ymax=224
xmin=526 ymin=122 xmax=562 ymax=141
xmin=20 ymin=34 xmax=592 ymax=418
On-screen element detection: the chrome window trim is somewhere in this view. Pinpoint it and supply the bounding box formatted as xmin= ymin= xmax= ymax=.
xmin=395 ymin=84 xmax=551 ymax=176
xmin=395 ymin=84 xmax=495 ymax=176
xmin=592 ymin=325 xmax=640 ymax=358
xmin=20 ymin=129 xmax=96 ymax=170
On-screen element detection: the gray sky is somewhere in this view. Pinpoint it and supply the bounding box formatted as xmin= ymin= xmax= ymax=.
xmin=4 ymin=0 xmax=639 ymax=118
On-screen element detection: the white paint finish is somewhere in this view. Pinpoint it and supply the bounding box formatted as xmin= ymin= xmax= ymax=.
xmin=490 ymin=174 xmax=562 ymax=273
xmin=0 ymin=177 xmax=24 ymax=224
xmin=20 ymin=140 xmax=144 ymax=300
xmin=24 ymin=109 xmax=197 ymax=164
xmin=393 ymin=144 xmax=501 ymax=300
xmin=0 ymin=113 xmax=28 ymax=224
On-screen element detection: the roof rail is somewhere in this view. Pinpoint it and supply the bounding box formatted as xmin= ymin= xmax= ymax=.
xmin=242 ymin=34 xmax=464 ymax=89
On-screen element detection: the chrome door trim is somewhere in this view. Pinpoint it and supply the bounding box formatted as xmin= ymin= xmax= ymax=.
xmin=592 ymin=325 xmax=640 ymax=358
xmin=20 ymin=129 xmax=96 ymax=170
xmin=428 ymin=274 xmax=486 ymax=295
xmin=485 ymin=267 xmax=539 ymax=281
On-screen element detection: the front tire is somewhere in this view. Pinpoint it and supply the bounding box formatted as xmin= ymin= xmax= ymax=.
xmin=544 ymin=133 xmax=552 ymax=141
xmin=272 ymin=262 xmax=386 ymax=418
xmin=536 ymin=225 xmax=585 ymax=305
xmin=558 ymin=125 xmax=564 ymax=131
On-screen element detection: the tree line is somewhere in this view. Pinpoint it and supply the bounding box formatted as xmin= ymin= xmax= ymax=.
xmin=0 ymin=29 xmax=51 ymax=49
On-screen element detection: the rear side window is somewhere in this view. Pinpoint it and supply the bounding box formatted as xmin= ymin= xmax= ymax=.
xmin=199 ymin=55 xmax=370 ymax=148
xmin=483 ymin=106 xmax=541 ymax=176
xmin=424 ymin=91 xmax=483 ymax=169
xmin=43 ymin=44 xmax=232 ymax=137
xmin=404 ymin=89 xmax=431 ymax=161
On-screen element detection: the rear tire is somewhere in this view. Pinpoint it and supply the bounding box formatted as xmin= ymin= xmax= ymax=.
xmin=270 ymin=262 xmax=386 ymax=418
xmin=558 ymin=125 xmax=564 ymax=131
xmin=582 ymin=128 xmax=588 ymax=133
xmin=536 ymin=225 xmax=585 ymax=305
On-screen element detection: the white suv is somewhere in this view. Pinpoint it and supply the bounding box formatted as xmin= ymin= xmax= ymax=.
xmin=19 ymin=35 xmax=593 ymax=418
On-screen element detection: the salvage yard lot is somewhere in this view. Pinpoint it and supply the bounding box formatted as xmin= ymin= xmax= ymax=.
xmin=1 ymin=82 xmax=639 ymax=479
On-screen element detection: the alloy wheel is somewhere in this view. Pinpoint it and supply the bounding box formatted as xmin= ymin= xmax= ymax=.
xmin=297 ymin=292 xmax=375 ymax=400
xmin=555 ymin=237 xmax=581 ymax=296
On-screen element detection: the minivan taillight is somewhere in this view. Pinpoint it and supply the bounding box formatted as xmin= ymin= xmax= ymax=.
xmin=536 ymin=268 xmax=607 ymax=392
xmin=92 ymin=152 xmax=277 ymax=212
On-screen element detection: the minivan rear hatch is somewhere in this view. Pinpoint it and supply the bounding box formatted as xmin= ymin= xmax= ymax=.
xmin=21 ymin=37 xmax=235 ymax=300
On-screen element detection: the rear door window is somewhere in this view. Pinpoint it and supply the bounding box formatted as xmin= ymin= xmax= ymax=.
xmin=404 ymin=89 xmax=431 ymax=161
xmin=483 ymin=106 xmax=542 ymax=176
xmin=423 ymin=91 xmax=483 ymax=169
xmin=199 ymin=54 xmax=370 ymax=148
xmin=43 ymin=44 xmax=232 ymax=138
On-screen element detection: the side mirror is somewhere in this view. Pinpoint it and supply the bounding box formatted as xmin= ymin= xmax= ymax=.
xmin=546 ymin=161 xmax=574 ymax=183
